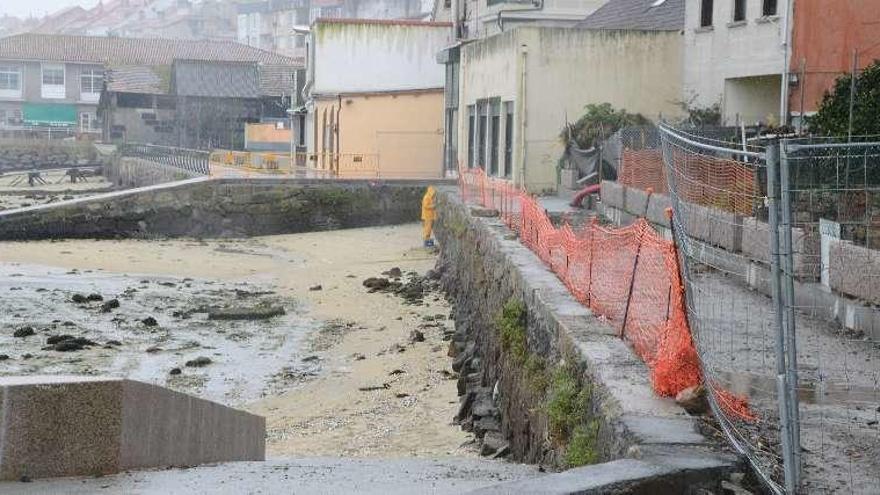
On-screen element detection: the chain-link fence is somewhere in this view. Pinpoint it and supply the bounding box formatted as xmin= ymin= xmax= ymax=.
xmin=659 ymin=122 xmax=880 ymax=494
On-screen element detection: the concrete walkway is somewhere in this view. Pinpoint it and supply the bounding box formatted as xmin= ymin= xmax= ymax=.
xmin=0 ymin=458 xmax=543 ymax=494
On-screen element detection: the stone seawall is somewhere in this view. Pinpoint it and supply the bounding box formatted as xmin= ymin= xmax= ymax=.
xmin=104 ymin=157 xmax=203 ymax=188
xmin=0 ymin=177 xmax=449 ymax=240
xmin=433 ymin=190 xmax=736 ymax=490
xmin=0 ymin=139 xmax=98 ymax=173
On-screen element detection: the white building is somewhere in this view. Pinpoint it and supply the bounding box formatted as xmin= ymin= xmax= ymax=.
xmin=683 ymin=0 xmax=790 ymax=126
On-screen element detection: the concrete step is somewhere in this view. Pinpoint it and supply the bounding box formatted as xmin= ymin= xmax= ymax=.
xmin=0 ymin=375 xmax=264 ymax=481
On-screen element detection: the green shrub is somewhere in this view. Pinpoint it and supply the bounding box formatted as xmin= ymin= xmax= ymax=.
xmin=565 ymin=420 xmax=600 ymax=467
xmin=496 ymin=299 xmax=527 ymax=364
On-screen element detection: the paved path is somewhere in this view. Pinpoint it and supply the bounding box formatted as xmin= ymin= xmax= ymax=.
xmin=0 ymin=457 xmax=542 ymax=494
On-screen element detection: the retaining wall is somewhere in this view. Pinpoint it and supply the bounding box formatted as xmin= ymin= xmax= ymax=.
xmin=0 ymin=375 xmax=264 ymax=481
xmin=0 ymin=177 xmax=449 ymax=240
xmin=434 ymin=191 xmax=735 ymax=490
xmin=104 ymin=157 xmax=202 ymax=188
xmin=0 ymin=139 xmax=98 ymax=173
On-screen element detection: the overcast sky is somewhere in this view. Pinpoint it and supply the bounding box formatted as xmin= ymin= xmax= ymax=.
xmin=1 ymin=0 xmax=100 ymax=19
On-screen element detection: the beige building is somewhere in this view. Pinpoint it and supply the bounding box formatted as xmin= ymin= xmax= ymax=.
xmin=458 ymin=26 xmax=683 ymax=192
xmin=306 ymin=19 xmax=451 ymax=179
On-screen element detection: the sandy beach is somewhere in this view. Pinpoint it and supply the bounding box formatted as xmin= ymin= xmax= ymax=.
xmin=0 ymin=223 xmax=472 ymax=459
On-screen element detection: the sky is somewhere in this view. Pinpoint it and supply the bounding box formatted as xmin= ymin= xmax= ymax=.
xmin=1 ymin=0 xmax=100 ymax=19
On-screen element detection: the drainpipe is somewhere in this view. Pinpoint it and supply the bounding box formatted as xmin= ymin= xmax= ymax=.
xmin=779 ymin=0 xmax=794 ymax=127
xmin=451 ymin=0 xmax=460 ymax=39
xmin=335 ymin=95 xmax=342 ymax=175
xmin=518 ymin=43 xmax=528 ymax=188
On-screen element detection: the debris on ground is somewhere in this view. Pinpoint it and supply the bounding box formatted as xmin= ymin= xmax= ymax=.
xmin=13 ymin=326 xmax=35 ymax=338
xmin=185 ymin=356 xmax=213 ymax=367
xmin=141 ymin=316 xmax=159 ymax=327
xmin=208 ymin=304 xmax=285 ymax=320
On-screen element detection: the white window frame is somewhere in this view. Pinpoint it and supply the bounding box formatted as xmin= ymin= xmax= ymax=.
xmin=79 ymin=111 xmax=99 ymax=133
xmin=80 ymin=68 xmax=103 ymax=103
xmin=41 ymin=63 xmax=66 ymax=99
xmin=0 ymin=65 xmax=22 ymax=99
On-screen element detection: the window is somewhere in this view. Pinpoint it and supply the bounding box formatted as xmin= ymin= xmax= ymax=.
xmin=732 ymin=0 xmax=746 ymax=22
xmin=0 ymin=65 xmax=21 ymax=94
xmin=700 ymin=0 xmax=713 ymax=27
xmin=503 ymin=101 xmax=513 ymax=179
xmin=488 ymin=99 xmax=500 ymax=176
xmin=41 ymin=64 xmax=65 ymax=99
xmin=763 ymin=0 xmax=777 ymax=16
xmin=80 ymin=68 xmax=103 ymax=102
xmin=476 ymin=101 xmax=488 ymax=169
xmin=79 ymin=111 xmax=98 ymax=132
xmin=467 ymin=105 xmax=475 ymax=168
xmin=42 ymin=65 xmax=64 ymax=86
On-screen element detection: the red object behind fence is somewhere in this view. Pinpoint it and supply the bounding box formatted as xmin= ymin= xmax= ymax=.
xmin=458 ymin=168 xmax=753 ymax=421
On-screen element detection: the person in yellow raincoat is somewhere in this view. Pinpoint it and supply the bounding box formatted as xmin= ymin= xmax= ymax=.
xmin=421 ymin=186 xmax=436 ymax=247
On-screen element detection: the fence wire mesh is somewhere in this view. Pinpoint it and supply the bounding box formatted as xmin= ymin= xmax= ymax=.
xmin=781 ymin=138 xmax=880 ymax=495
xmin=660 ymin=122 xmax=880 ymax=494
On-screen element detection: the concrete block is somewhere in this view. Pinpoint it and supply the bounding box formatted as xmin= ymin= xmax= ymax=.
xmin=645 ymin=193 xmax=672 ymax=228
xmin=0 ymin=376 xmax=265 ymax=481
xmin=829 ymin=240 xmax=880 ymax=305
xmin=681 ymin=201 xmax=741 ymax=252
xmin=741 ymin=217 xmax=818 ymax=279
xmin=600 ymin=180 xmax=624 ymax=210
xmin=624 ymin=186 xmax=650 ymax=217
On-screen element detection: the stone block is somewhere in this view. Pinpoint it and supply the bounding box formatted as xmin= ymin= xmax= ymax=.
xmin=680 ymin=201 xmax=741 ymax=252
xmin=828 ymin=240 xmax=880 ymax=306
xmin=624 ymin=186 xmax=650 ymax=217
xmin=600 ymin=180 xmax=624 ymax=210
xmin=742 ymin=217 xmax=819 ymax=279
xmin=645 ymin=193 xmax=672 ymax=228
xmin=0 ymin=376 xmax=265 ymax=481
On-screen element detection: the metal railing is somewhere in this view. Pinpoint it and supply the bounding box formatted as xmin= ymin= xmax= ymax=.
xmin=119 ymin=143 xmax=210 ymax=176
xmin=659 ymin=122 xmax=880 ymax=494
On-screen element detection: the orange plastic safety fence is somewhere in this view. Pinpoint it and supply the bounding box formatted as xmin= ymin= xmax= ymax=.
xmin=456 ymin=167 xmax=755 ymax=422
xmin=619 ymin=149 xmax=668 ymax=193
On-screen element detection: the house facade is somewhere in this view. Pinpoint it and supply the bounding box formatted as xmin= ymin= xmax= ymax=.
xmin=457 ymin=26 xmax=683 ymax=192
xmin=683 ymin=0 xmax=789 ymax=126
xmin=0 ymin=33 xmax=301 ymax=146
xmin=306 ymin=18 xmax=450 ymax=178
xmin=237 ymin=0 xmax=429 ymax=59
xmin=788 ymin=0 xmax=880 ymax=124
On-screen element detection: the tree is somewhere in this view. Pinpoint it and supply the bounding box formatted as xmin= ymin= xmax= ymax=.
xmin=561 ymin=103 xmax=650 ymax=149
xmin=809 ymin=59 xmax=880 ymax=137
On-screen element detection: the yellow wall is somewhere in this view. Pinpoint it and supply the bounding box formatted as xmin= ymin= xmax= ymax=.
xmin=245 ymin=123 xmax=290 ymax=144
xmin=314 ymin=90 xmax=444 ymax=179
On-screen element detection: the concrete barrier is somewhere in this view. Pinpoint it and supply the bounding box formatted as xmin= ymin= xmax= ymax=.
xmin=0 ymin=376 xmax=264 ymax=481
xmin=829 ymin=239 xmax=880 ymax=305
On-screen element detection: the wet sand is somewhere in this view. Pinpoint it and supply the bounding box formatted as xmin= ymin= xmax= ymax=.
xmin=0 ymin=223 xmax=472 ymax=459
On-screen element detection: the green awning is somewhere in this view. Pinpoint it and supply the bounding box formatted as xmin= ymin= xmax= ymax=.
xmin=23 ymin=103 xmax=77 ymax=126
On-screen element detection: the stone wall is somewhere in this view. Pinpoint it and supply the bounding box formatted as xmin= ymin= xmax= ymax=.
xmin=0 ymin=177 xmax=447 ymax=240
xmin=433 ymin=190 xmax=734 ymax=486
xmin=104 ymin=157 xmax=203 ymax=188
xmin=0 ymin=139 xmax=99 ymax=173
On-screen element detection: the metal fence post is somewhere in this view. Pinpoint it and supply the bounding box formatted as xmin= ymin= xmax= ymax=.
xmin=766 ymin=142 xmax=797 ymax=494
xmin=779 ymin=142 xmax=802 ymax=487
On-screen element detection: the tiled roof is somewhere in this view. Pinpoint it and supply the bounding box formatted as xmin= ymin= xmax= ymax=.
xmin=105 ymin=65 xmax=170 ymax=95
xmin=0 ymin=33 xmax=302 ymax=67
xmin=260 ymin=65 xmax=299 ymax=97
xmin=576 ymin=0 xmax=684 ymax=31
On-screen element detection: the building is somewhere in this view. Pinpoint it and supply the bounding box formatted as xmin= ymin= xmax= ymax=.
xmin=236 ymin=0 xmax=429 ymax=59
xmin=306 ymin=18 xmax=451 ymax=178
xmin=435 ymin=0 xmax=607 ymax=174
xmin=788 ymin=0 xmax=880 ymax=126
xmin=432 ymin=0 xmax=605 ymax=39
xmin=22 ymin=0 xmax=236 ymax=42
xmin=683 ymin=0 xmax=789 ymax=126
xmin=0 ymin=33 xmax=301 ymax=145
xmin=456 ymin=25 xmax=683 ymax=192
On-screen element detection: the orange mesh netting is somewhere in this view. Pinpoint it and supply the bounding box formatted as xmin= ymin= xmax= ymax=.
xmin=457 ymin=168 xmax=754 ymax=421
